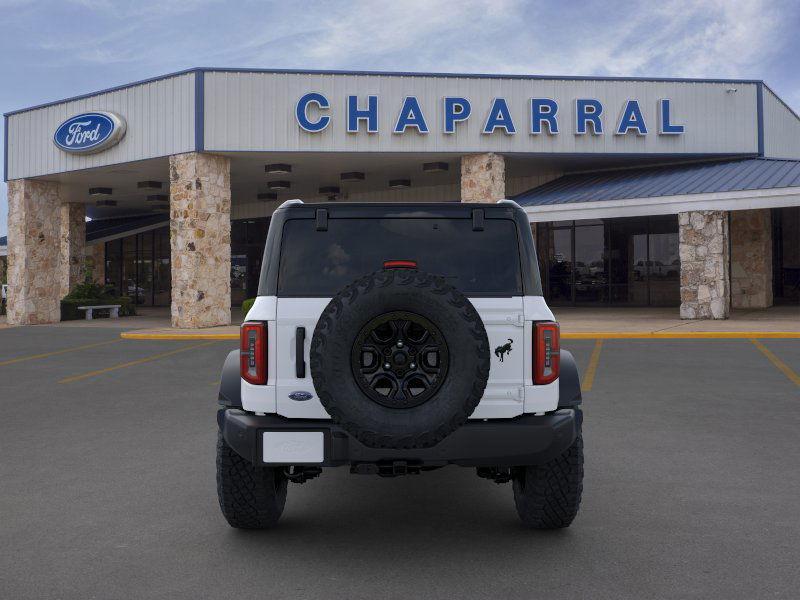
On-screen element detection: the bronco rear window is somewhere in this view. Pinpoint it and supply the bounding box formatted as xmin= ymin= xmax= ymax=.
xmin=277 ymin=218 xmax=523 ymax=296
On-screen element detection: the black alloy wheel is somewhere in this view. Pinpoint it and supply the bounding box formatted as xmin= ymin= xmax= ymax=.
xmin=351 ymin=311 xmax=449 ymax=409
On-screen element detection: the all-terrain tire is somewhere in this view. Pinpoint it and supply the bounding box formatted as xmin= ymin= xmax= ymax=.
xmin=216 ymin=432 xmax=288 ymax=529
xmin=512 ymin=433 xmax=584 ymax=529
xmin=310 ymin=268 xmax=490 ymax=450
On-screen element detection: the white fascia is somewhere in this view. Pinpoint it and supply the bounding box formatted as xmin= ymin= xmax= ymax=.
xmin=524 ymin=186 xmax=800 ymax=222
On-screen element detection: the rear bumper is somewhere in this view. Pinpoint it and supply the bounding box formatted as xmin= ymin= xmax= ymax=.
xmin=218 ymin=408 xmax=581 ymax=468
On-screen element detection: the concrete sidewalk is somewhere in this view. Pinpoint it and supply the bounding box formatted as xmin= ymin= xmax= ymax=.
xmin=118 ymin=305 xmax=799 ymax=340
xmin=3 ymin=305 xmax=797 ymax=339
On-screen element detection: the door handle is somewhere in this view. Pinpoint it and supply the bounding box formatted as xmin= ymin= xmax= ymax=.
xmin=295 ymin=327 xmax=306 ymax=378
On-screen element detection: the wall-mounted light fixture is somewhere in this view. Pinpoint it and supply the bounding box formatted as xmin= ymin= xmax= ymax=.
xmin=89 ymin=187 xmax=112 ymax=196
xmin=265 ymin=163 xmax=292 ymax=174
xmin=340 ymin=172 xmax=365 ymax=182
xmin=137 ymin=181 xmax=163 ymax=189
xmin=257 ymin=192 xmax=278 ymax=201
xmin=95 ymin=199 xmax=117 ymax=207
xmin=388 ymin=179 xmax=411 ymax=188
xmin=146 ymin=194 xmax=169 ymax=202
xmin=319 ymin=186 xmax=340 ymax=195
xmin=267 ymin=181 xmax=291 ymax=190
xmin=422 ymin=162 xmax=449 ymax=173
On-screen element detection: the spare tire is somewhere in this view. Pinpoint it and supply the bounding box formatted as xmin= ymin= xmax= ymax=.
xmin=310 ymin=268 xmax=490 ymax=449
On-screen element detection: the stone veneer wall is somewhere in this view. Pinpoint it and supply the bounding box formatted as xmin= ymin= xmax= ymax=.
xmin=59 ymin=202 xmax=86 ymax=298
xmin=679 ymin=210 xmax=730 ymax=319
xmin=169 ymin=152 xmax=231 ymax=328
xmin=6 ymin=179 xmax=62 ymax=325
xmin=86 ymin=243 xmax=105 ymax=285
xmin=730 ymin=209 xmax=773 ymax=309
xmin=461 ymin=153 xmax=505 ymax=202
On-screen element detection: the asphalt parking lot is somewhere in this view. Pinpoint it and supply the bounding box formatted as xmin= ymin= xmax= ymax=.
xmin=1 ymin=326 xmax=799 ymax=600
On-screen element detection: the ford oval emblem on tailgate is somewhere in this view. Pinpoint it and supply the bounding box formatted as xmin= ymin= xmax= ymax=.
xmin=289 ymin=391 xmax=313 ymax=402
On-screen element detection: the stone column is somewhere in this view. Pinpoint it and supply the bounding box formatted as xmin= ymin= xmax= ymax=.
xmin=461 ymin=153 xmax=505 ymax=202
xmin=6 ymin=179 xmax=62 ymax=325
xmin=730 ymin=209 xmax=773 ymax=309
xmin=59 ymin=202 xmax=86 ymax=298
xmin=679 ymin=210 xmax=730 ymax=319
xmin=169 ymin=152 xmax=231 ymax=328
xmin=86 ymin=243 xmax=105 ymax=285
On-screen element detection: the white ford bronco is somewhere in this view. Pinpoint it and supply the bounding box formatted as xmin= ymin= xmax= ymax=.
xmin=216 ymin=200 xmax=583 ymax=529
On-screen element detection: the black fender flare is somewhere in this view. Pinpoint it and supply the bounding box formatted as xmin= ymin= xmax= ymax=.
xmin=558 ymin=349 xmax=582 ymax=408
xmin=218 ymin=349 xmax=242 ymax=411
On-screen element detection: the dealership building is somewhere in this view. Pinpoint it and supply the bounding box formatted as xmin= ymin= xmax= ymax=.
xmin=3 ymin=67 xmax=799 ymax=327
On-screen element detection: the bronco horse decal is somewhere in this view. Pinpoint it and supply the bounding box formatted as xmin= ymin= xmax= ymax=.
xmin=494 ymin=339 xmax=513 ymax=362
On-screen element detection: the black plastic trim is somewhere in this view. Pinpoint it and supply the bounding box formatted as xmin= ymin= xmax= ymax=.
xmin=217 ymin=350 xmax=243 ymax=408
xmin=296 ymin=327 xmax=306 ymax=378
xmin=218 ymin=408 xmax=579 ymax=468
xmin=472 ymin=208 xmax=485 ymax=231
xmin=558 ymin=349 xmax=583 ymax=408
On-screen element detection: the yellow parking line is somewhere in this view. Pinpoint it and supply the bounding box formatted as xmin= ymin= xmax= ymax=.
xmin=0 ymin=339 xmax=121 ymax=367
xmin=121 ymin=332 xmax=238 ymax=340
xmin=750 ymin=339 xmax=800 ymax=387
xmin=59 ymin=341 xmax=216 ymax=384
xmin=563 ymin=332 xmax=800 ymax=340
xmin=581 ymin=339 xmax=603 ymax=392
xmin=119 ymin=331 xmax=800 ymax=341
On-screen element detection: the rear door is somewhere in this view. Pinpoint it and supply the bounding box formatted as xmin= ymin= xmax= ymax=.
xmin=273 ymin=214 xmax=527 ymax=419
xmin=275 ymin=298 xmax=330 ymax=418
xmin=469 ymin=297 xmax=526 ymax=418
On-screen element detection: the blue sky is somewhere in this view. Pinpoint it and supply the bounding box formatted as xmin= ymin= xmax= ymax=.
xmin=2 ymin=0 xmax=799 ymax=237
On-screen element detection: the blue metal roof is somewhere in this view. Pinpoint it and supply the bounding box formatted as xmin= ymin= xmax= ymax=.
xmin=514 ymin=158 xmax=800 ymax=206
xmin=86 ymin=214 xmax=168 ymax=243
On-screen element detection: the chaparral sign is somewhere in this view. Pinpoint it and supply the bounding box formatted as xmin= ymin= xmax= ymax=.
xmin=295 ymin=94 xmax=685 ymax=137
xmin=53 ymin=111 xmax=127 ymax=154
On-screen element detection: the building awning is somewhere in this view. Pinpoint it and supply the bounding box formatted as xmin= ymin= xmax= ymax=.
xmin=515 ymin=158 xmax=800 ymax=222
xmin=87 ymin=213 xmax=168 ymax=244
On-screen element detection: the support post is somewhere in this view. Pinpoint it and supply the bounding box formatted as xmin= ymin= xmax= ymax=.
xmin=169 ymin=152 xmax=231 ymax=328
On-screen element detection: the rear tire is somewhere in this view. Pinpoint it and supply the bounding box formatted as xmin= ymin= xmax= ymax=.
xmin=216 ymin=432 xmax=288 ymax=529
xmin=512 ymin=433 xmax=583 ymax=529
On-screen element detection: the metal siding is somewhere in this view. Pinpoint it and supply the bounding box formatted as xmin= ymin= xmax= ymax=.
xmin=6 ymin=73 xmax=195 ymax=180
xmin=515 ymin=158 xmax=800 ymax=206
xmin=204 ymin=72 xmax=759 ymax=155
xmin=763 ymin=87 xmax=800 ymax=159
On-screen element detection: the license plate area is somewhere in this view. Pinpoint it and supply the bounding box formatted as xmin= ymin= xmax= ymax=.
xmin=262 ymin=431 xmax=324 ymax=464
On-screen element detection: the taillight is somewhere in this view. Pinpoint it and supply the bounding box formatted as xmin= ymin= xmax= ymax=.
xmin=533 ymin=322 xmax=560 ymax=385
xmin=240 ymin=321 xmax=267 ymax=385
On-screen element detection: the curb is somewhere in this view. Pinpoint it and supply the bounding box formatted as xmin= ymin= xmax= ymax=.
xmin=561 ymin=332 xmax=800 ymax=339
xmin=120 ymin=332 xmax=238 ymax=340
xmin=120 ymin=331 xmax=800 ymax=341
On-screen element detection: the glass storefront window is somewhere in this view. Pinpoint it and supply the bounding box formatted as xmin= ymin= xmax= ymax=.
xmin=537 ymin=216 xmax=679 ymax=307
xmin=153 ymin=228 xmax=171 ymax=306
xmin=547 ymin=227 xmax=573 ymax=303
xmin=104 ymin=227 xmax=171 ymax=306
xmin=574 ymin=225 xmax=606 ymax=304
xmin=100 ymin=215 xmax=268 ymax=308
xmin=774 ymin=207 xmax=800 ymax=303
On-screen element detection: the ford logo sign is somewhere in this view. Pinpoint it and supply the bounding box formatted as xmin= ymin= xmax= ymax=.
xmin=288 ymin=391 xmax=313 ymax=402
xmin=53 ymin=111 xmax=126 ymax=154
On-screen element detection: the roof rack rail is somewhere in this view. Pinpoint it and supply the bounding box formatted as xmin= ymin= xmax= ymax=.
xmin=278 ymin=199 xmax=304 ymax=209
xmin=497 ymin=198 xmax=521 ymax=208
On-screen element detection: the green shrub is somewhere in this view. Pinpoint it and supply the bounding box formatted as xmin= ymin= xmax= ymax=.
xmin=241 ymin=298 xmax=256 ymax=316
xmin=60 ymin=296 xmax=136 ymax=321
xmin=60 ymin=274 xmax=136 ymax=320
